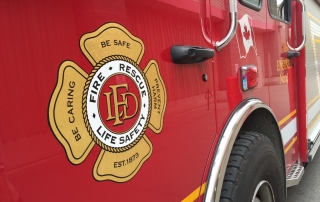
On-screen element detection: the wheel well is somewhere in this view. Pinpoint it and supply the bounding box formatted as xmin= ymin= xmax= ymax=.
xmin=240 ymin=108 xmax=284 ymax=161
xmin=240 ymin=108 xmax=286 ymax=194
xmin=204 ymin=99 xmax=287 ymax=201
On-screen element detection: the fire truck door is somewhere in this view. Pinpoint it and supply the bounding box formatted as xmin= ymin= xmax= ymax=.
xmin=266 ymin=0 xmax=300 ymax=166
xmin=0 ymin=0 xmax=218 ymax=201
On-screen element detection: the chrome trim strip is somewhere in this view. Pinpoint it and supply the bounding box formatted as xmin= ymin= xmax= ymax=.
xmin=200 ymin=0 xmax=211 ymax=45
xmin=216 ymin=0 xmax=237 ymax=51
xmin=203 ymin=98 xmax=286 ymax=202
xmin=308 ymin=131 xmax=320 ymax=161
xmin=287 ymin=0 xmax=306 ymax=52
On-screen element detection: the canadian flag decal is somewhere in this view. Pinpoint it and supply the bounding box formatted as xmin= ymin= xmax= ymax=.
xmin=236 ymin=14 xmax=257 ymax=58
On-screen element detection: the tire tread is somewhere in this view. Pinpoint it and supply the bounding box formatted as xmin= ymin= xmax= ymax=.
xmin=219 ymin=131 xmax=266 ymax=201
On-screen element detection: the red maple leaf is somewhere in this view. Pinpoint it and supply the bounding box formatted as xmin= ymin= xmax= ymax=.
xmin=243 ymin=25 xmax=251 ymax=40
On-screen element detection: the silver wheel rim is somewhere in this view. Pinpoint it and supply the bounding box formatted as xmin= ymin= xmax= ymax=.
xmin=251 ymin=180 xmax=275 ymax=202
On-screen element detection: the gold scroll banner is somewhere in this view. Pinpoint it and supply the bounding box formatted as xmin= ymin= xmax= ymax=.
xmin=144 ymin=60 xmax=167 ymax=133
xmin=48 ymin=61 xmax=94 ymax=164
xmin=80 ymin=23 xmax=145 ymax=66
xmin=93 ymin=136 xmax=152 ymax=182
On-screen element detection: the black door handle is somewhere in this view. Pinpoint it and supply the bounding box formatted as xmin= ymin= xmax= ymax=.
xmin=170 ymin=45 xmax=215 ymax=64
xmin=281 ymin=51 xmax=300 ymax=59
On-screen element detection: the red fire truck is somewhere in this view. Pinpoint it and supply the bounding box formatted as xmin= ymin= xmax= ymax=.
xmin=1 ymin=0 xmax=320 ymax=201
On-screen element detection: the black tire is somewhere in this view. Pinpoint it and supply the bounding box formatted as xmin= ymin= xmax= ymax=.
xmin=220 ymin=131 xmax=285 ymax=202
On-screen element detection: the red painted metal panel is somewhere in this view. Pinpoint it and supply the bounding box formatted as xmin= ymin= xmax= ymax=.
xmin=0 ymin=0 xmax=310 ymax=201
xmin=0 ymin=0 xmax=216 ymax=201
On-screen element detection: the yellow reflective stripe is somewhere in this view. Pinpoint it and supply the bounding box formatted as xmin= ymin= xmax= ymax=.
xmin=308 ymin=11 xmax=320 ymax=24
xmin=284 ymin=136 xmax=298 ymax=154
xmin=278 ymin=110 xmax=296 ymax=126
xmin=181 ymin=183 xmax=206 ymax=202
xmin=307 ymin=95 xmax=319 ymax=109
xmin=308 ymin=113 xmax=320 ymax=131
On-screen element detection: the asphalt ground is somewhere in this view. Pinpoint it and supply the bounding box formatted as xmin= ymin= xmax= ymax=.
xmin=286 ymin=149 xmax=320 ymax=202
